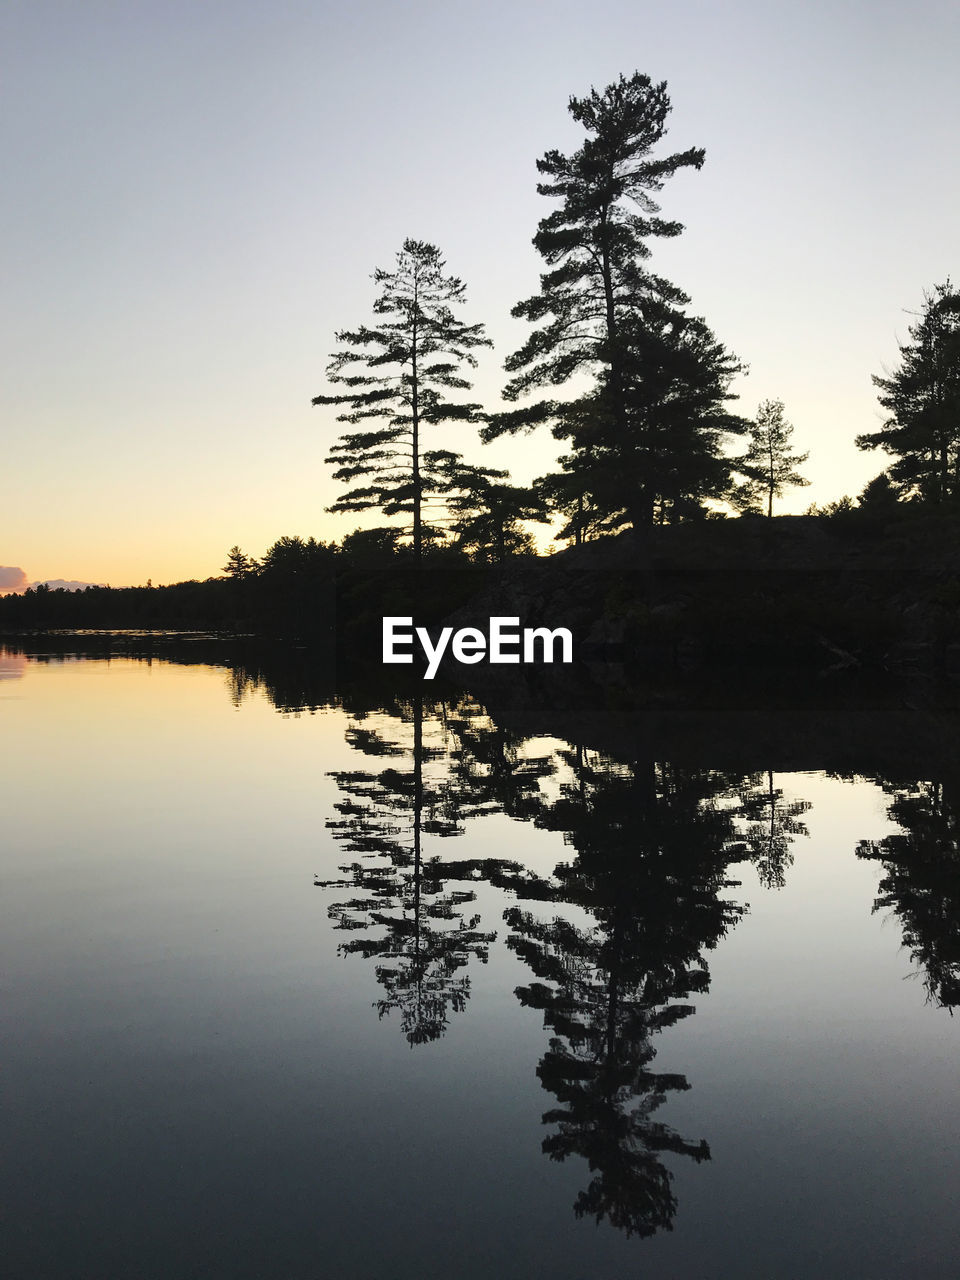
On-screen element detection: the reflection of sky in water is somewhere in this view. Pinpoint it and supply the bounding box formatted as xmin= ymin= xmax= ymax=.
xmin=0 ymin=649 xmax=27 ymax=680
xmin=3 ymin=653 xmax=959 ymax=1280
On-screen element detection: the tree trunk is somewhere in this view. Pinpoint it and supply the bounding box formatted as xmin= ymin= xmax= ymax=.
xmin=599 ymin=209 xmax=630 ymax=443
xmin=411 ymin=302 xmax=422 ymax=566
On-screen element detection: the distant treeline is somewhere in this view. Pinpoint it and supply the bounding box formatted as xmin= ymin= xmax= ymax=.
xmin=0 ymin=531 xmax=488 ymax=640
xmin=6 ymin=502 xmax=960 ymax=666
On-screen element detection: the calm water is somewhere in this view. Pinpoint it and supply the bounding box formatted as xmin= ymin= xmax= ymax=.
xmin=3 ymin=645 xmax=959 ymax=1279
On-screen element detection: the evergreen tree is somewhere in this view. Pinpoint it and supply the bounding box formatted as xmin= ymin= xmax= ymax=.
xmin=568 ymin=299 xmax=744 ymax=532
xmin=857 ymin=281 xmax=960 ymax=502
xmin=536 ymin=463 xmax=610 ymax=546
xmin=313 ymin=240 xmax=491 ymax=562
xmin=339 ymin=526 xmax=403 ymax=564
xmin=732 ymin=399 xmax=809 ymax=518
xmin=221 ymin=545 xmax=258 ymax=579
xmin=259 ymin=535 xmax=335 ymax=581
xmin=443 ymin=462 xmax=548 ymax=563
xmin=856 ymin=472 xmax=901 ymax=519
xmin=483 ymin=72 xmax=745 ymax=540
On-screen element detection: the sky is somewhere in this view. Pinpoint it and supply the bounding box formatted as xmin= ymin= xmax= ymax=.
xmin=2 ymin=0 xmax=958 ymax=587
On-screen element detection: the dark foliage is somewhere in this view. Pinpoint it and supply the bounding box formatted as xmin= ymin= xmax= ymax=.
xmin=484 ymin=72 xmax=746 ymax=537
xmin=313 ymin=239 xmax=491 ymax=563
xmin=858 ymin=281 xmax=960 ymax=503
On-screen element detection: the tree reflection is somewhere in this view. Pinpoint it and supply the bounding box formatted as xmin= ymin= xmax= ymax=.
xmin=444 ymin=696 xmax=556 ymax=821
xmin=500 ymin=748 xmax=748 ymax=1237
xmin=737 ymin=770 xmax=810 ymax=889
xmin=858 ymin=777 xmax=960 ymax=1010
xmin=316 ymin=695 xmax=805 ymax=1237
xmin=317 ymin=694 xmax=496 ymax=1045
xmin=223 ymin=647 xmax=335 ymax=714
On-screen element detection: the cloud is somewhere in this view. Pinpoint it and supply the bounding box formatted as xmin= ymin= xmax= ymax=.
xmin=0 ymin=568 xmax=104 ymax=595
xmin=0 ymin=566 xmax=28 ymax=595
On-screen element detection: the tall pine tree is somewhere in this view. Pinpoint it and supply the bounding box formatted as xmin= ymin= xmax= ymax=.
xmin=313 ymin=240 xmax=491 ymax=562
xmin=484 ymin=73 xmax=745 ymax=541
xmin=732 ymin=399 xmax=809 ymax=518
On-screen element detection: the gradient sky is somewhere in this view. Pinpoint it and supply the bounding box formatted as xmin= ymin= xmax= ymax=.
xmin=3 ymin=0 xmax=957 ymax=586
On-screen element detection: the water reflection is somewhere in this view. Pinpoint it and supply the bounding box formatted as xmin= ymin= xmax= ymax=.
xmin=0 ymin=647 xmax=27 ymax=680
xmin=317 ymin=695 xmax=496 ymax=1044
xmin=444 ymin=697 xmax=557 ymax=821
xmin=737 ymin=769 xmax=811 ymax=889
xmin=506 ymin=752 xmax=750 ymax=1236
xmin=315 ymin=696 xmax=776 ymax=1236
xmin=307 ymin=673 xmax=960 ymax=1240
xmin=5 ymin=638 xmax=960 ymax=1264
xmin=858 ymin=778 xmax=960 ymax=1010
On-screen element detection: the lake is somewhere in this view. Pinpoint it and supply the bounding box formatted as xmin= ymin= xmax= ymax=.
xmin=3 ymin=641 xmax=959 ymax=1278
